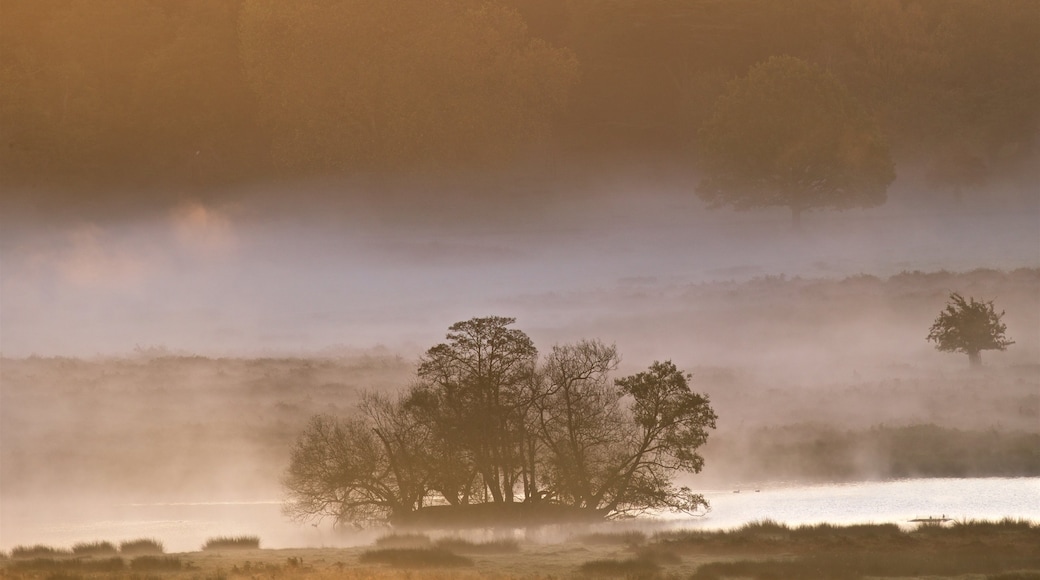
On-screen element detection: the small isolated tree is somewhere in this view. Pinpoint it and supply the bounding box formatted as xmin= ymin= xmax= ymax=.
xmin=697 ymin=56 xmax=896 ymax=228
xmin=927 ymin=293 xmax=1013 ymax=367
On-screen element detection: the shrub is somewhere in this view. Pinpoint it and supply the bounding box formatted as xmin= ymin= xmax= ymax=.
xmin=119 ymin=539 xmax=164 ymax=555
xmin=71 ymin=541 xmax=118 ymax=556
xmin=10 ymin=545 xmax=71 ymax=559
xmin=373 ymin=533 xmax=432 ymax=549
xmin=201 ymin=536 xmax=260 ymax=551
xmin=433 ymin=537 xmax=520 ymax=553
xmin=130 ymin=556 xmax=183 ymax=571
xmin=9 ymin=557 xmax=124 ymax=572
xmin=357 ymin=548 xmax=473 ymax=568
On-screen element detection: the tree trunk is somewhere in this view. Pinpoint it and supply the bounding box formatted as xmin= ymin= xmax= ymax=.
xmin=968 ymin=351 xmax=982 ymax=368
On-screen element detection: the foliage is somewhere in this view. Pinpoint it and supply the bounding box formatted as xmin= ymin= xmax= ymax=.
xmin=238 ymin=0 xmax=578 ymax=175
xmin=283 ymin=317 xmax=716 ymax=526
xmin=928 ymin=293 xmax=1014 ymax=366
xmin=697 ymin=56 xmax=895 ymax=225
xmin=409 ymin=316 xmax=539 ymax=505
xmin=3 ymin=1 xmax=1037 ymax=201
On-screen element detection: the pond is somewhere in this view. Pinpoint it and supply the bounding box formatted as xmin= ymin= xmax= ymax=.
xmin=2 ymin=477 xmax=1036 ymax=553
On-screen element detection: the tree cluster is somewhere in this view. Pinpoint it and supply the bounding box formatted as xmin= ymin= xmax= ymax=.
xmin=283 ymin=317 xmax=717 ymax=526
xmin=2 ymin=0 xmax=1037 ymax=205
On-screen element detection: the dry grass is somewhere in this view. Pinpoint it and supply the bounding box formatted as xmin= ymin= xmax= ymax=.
xmin=201 ymin=535 xmax=260 ymax=551
xmin=357 ymin=547 xmax=474 ymax=568
xmin=1 ymin=520 xmax=1038 ymax=579
xmin=70 ymin=541 xmax=118 ymax=556
xmin=118 ymin=538 xmax=164 ymax=555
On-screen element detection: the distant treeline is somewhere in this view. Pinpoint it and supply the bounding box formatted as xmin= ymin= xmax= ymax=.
xmin=2 ymin=0 xmax=1037 ymax=203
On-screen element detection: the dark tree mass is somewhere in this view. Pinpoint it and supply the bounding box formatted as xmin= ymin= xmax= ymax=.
xmin=927 ymin=293 xmax=1014 ymax=367
xmin=697 ymin=56 xmax=895 ymax=227
xmin=283 ymin=317 xmax=717 ymax=526
xmin=1 ymin=0 xmax=1037 ymax=210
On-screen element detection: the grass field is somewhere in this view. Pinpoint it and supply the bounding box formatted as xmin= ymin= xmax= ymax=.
xmin=3 ymin=520 xmax=1038 ymax=580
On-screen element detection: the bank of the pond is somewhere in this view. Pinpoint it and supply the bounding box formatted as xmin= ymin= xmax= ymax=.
xmin=2 ymin=477 xmax=1036 ymax=554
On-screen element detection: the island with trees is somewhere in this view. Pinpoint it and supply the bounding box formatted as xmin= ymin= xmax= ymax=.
xmin=282 ymin=316 xmax=717 ymax=527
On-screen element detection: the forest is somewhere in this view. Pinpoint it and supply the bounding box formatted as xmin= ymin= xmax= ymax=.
xmin=2 ymin=0 xmax=1038 ymax=214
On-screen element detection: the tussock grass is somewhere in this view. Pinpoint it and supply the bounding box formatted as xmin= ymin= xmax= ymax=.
xmin=130 ymin=556 xmax=183 ymax=571
xmin=71 ymin=541 xmax=118 ymax=556
xmin=118 ymin=539 xmax=164 ymax=555
xmin=577 ymin=557 xmax=661 ymax=578
xmin=572 ymin=530 xmax=647 ymax=546
xmin=9 ymin=557 xmax=124 ymax=572
xmin=656 ymin=519 xmax=1040 ymax=554
xmin=373 ymin=533 xmax=432 ymax=548
xmin=10 ymin=545 xmax=71 ymax=559
xmin=690 ymin=549 xmax=1040 ymax=580
xmin=632 ymin=547 xmax=681 ymax=565
xmin=201 ymin=535 xmax=260 ymax=551
xmin=432 ymin=537 xmax=520 ymax=553
xmin=358 ymin=548 xmax=474 ymax=568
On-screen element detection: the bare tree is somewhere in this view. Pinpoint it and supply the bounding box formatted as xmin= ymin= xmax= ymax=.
xmin=534 ymin=339 xmax=623 ymax=509
xmin=282 ymin=414 xmax=418 ymax=526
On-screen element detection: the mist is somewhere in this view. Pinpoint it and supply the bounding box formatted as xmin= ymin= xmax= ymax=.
xmin=2 ymin=0 xmax=1039 ymax=561
xmin=3 ymin=177 xmax=1036 ymax=360
xmin=3 ymin=172 xmax=1038 ymax=551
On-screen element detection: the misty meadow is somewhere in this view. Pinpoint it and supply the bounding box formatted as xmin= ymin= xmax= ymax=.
xmin=2 ymin=1 xmax=1039 ymax=578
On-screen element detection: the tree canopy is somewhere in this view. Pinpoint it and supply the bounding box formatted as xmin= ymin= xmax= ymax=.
xmin=282 ymin=317 xmax=717 ymax=526
xmin=3 ymin=1 xmax=1036 ymax=206
xmin=927 ymin=293 xmax=1014 ymax=367
xmin=697 ymin=56 xmax=896 ymax=226
xmin=238 ymin=0 xmax=578 ymax=176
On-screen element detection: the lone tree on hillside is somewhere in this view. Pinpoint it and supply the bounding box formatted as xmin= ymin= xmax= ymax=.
xmin=927 ymin=293 xmax=1013 ymax=367
xmin=697 ymin=56 xmax=895 ymax=228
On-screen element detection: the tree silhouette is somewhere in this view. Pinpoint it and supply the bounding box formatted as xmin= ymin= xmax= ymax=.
xmin=283 ymin=317 xmax=717 ymax=526
xmin=927 ymin=293 xmax=1013 ymax=367
xmin=697 ymin=56 xmax=895 ymax=228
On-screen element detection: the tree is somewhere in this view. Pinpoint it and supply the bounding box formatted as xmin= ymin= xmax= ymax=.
xmin=283 ymin=318 xmax=717 ymax=526
xmin=238 ymin=0 xmax=578 ymax=176
xmin=411 ymin=316 xmax=538 ymax=504
xmin=282 ymin=393 xmax=431 ymax=526
xmin=533 ymin=340 xmax=624 ymax=509
xmin=697 ymin=55 xmax=895 ymax=228
xmin=927 ymin=293 xmax=1013 ymax=367
xmin=604 ymin=361 xmax=717 ymax=516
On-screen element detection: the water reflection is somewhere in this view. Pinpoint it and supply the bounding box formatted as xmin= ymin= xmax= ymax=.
xmin=2 ymin=478 xmax=1037 ymax=553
